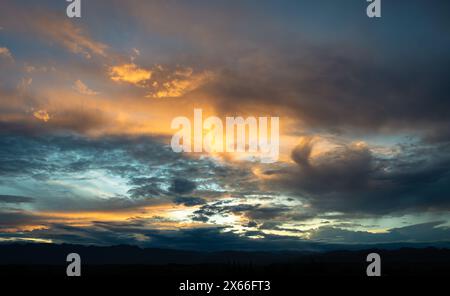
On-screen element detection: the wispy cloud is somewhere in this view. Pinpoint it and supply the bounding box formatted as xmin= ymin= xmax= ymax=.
xmin=38 ymin=19 xmax=108 ymax=59
xmin=73 ymin=79 xmax=99 ymax=96
xmin=17 ymin=77 xmax=32 ymax=91
xmin=0 ymin=47 xmax=13 ymax=61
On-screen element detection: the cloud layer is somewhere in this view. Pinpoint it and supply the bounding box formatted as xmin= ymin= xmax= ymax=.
xmin=0 ymin=0 xmax=449 ymax=249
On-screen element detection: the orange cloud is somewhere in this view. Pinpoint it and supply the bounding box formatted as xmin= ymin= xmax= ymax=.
xmin=109 ymin=63 xmax=152 ymax=86
xmin=33 ymin=110 xmax=50 ymax=122
xmin=0 ymin=47 xmax=13 ymax=61
xmin=149 ymin=70 xmax=214 ymax=98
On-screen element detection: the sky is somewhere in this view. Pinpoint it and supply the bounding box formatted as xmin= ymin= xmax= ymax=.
xmin=0 ymin=0 xmax=450 ymax=250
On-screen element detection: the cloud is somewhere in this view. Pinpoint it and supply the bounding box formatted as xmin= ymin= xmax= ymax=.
xmin=173 ymin=197 xmax=206 ymax=206
xmin=73 ymin=80 xmax=99 ymax=96
xmin=310 ymin=221 xmax=450 ymax=244
xmin=205 ymin=50 xmax=450 ymax=141
xmin=268 ymin=137 xmax=450 ymax=215
xmin=0 ymin=209 xmax=49 ymax=231
xmin=169 ymin=178 xmax=196 ymax=195
xmin=109 ymin=63 xmax=152 ymax=86
xmin=148 ymin=70 xmax=214 ymax=98
xmin=0 ymin=221 xmax=314 ymax=251
xmin=130 ymin=48 xmax=140 ymax=61
xmin=0 ymin=133 xmax=240 ymax=211
xmin=3 ymin=218 xmax=449 ymax=250
xmin=290 ymin=137 xmax=373 ymax=193
xmin=245 ymin=206 xmax=291 ymax=220
xmin=189 ymin=197 xmax=313 ymax=227
xmin=0 ymin=0 xmax=449 ymax=248
xmin=33 ymin=110 xmax=50 ymax=122
xmin=0 ymin=4 xmax=108 ymax=60
xmin=38 ymin=18 xmax=108 ymax=59
xmin=0 ymin=133 xmax=448 ymax=248
xmin=0 ymin=195 xmax=34 ymax=204
xmin=28 ymin=108 xmax=109 ymax=134
xmin=108 ymin=63 xmax=212 ymax=97
xmin=17 ymin=77 xmax=32 ymax=92
xmin=0 ymin=47 xmax=13 ymax=61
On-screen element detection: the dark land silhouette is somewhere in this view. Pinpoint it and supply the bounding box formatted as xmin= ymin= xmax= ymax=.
xmin=0 ymin=243 xmax=449 ymax=278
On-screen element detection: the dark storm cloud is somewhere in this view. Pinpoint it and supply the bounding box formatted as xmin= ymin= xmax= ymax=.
xmin=269 ymin=139 xmax=450 ymax=215
xmin=246 ymin=221 xmax=258 ymax=228
xmin=190 ymin=199 xmax=297 ymax=223
xmin=127 ymin=184 xmax=165 ymax=199
xmin=169 ymin=178 xmax=197 ymax=195
xmin=125 ymin=163 xmax=255 ymax=202
xmin=156 ymin=0 xmax=450 ymax=142
xmin=245 ymin=206 xmax=291 ymax=220
xmin=207 ymin=50 xmax=450 ymax=140
xmin=173 ymin=197 xmax=206 ymax=207
xmin=290 ymin=137 xmax=373 ymax=193
xmin=191 ymin=201 xmax=259 ymax=222
xmin=191 ymin=215 xmax=209 ymax=223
